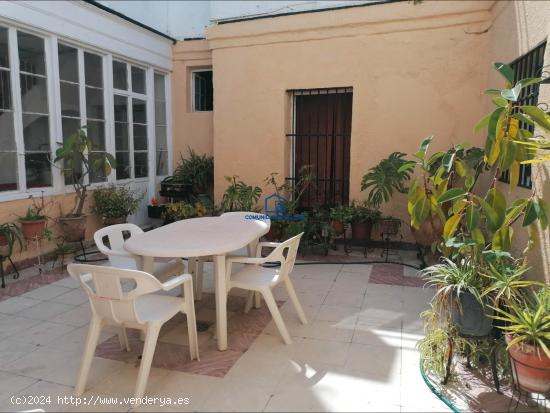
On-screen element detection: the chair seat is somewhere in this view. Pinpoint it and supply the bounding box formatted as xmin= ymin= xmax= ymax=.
xmin=110 ymin=256 xmax=183 ymax=276
xmin=135 ymin=294 xmax=184 ymax=322
xmin=229 ymin=264 xmax=280 ymax=289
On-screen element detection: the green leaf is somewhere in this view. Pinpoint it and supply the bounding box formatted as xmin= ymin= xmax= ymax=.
xmin=474 ymin=113 xmax=491 ymax=133
xmin=523 ymin=199 xmax=541 ymax=227
xmin=438 ymin=188 xmax=466 ymax=204
xmin=465 ymin=175 xmax=475 ymax=191
xmin=412 ymin=195 xmax=430 ymax=228
xmin=509 ymin=161 xmax=520 ymax=193
xmin=492 ymin=226 xmax=513 ymax=251
xmin=398 ymin=161 xmax=416 ymax=173
xmin=539 ymin=198 xmax=549 ymax=230
xmin=441 ymin=152 xmax=455 ymax=173
xmin=520 ymin=105 xmax=550 ymax=131
xmin=499 ymin=139 xmax=517 ymax=172
xmin=443 ymin=213 xmax=461 ymax=240
xmin=471 ymin=228 xmax=485 ymax=246
xmin=484 ymin=89 xmax=503 ymax=96
xmin=477 ymin=196 xmax=500 ymax=232
xmin=486 ymin=187 xmax=506 ymax=228
xmin=511 ymin=112 xmax=535 ymax=127
xmin=494 ymin=62 xmax=515 ymax=83
xmin=488 ymin=107 xmax=505 ymax=142
xmin=465 ymin=205 xmax=480 ymax=231
xmin=518 ymin=77 xmax=543 ymax=89
xmin=505 ymin=200 xmax=527 ymax=225
xmin=414 ymin=136 xmax=433 ymax=160
xmin=501 ymin=83 xmax=522 ymax=101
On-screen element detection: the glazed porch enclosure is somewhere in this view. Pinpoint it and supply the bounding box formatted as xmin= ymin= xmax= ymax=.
xmin=0 ymin=1 xmax=174 ymax=263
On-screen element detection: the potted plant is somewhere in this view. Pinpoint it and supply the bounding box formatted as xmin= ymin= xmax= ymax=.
xmin=147 ymin=197 xmax=166 ymax=219
xmin=54 ymin=128 xmax=116 ymax=242
xmin=92 ymin=185 xmax=142 ymax=226
xmin=0 ymin=222 xmax=23 ymax=257
xmin=173 ymin=147 xmax=214 ymax=196
xmin=329 ymin=205 xmax=351 ymax=235
xmin=361 ymin=152 xmax=411 ymax=237
xmin=221 ymin=176 xmax=262 ymax=212
xmin=18 ymin=194 xmax=49 ymax=240
xmin=348 ymin=201 xmax=380 ymax=243
xmin=164 ymin=201 xmax=207 ymax=223
xmin=423 ymin=258 xmax=492 ymax=337
xmin=492 ymin=287 xmax=550 ymax=393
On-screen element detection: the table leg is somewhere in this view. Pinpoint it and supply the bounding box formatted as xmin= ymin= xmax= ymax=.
xmin=246 ymin=241 xmax=262 ymax=309
xmin=214 ymin=254 xmax=228 ymax=351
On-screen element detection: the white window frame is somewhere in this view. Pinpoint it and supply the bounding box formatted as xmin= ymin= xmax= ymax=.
xmin=154 ymin=71 xmax=169 ymax=178
xmin=190 ymin=68 xmax=213 ymax=112
xmin=0 ymin=19 xmax=173 ymax=203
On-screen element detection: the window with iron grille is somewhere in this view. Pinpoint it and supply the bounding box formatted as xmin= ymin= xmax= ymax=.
xmin=499 ymin=41 xmax=547 ymax=189
xmin=192 ymin=70 xmax=213 ymax=112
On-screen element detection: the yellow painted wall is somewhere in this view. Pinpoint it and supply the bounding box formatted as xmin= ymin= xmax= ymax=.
xmin=205 ymin=1 xmax=493 ymax=242
xmin=172 ymin=40 xmax=214 ymax=162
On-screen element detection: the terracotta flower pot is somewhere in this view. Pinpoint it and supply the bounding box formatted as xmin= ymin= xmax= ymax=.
xmin=331 ymin=220 xmax=345 ymax=236
xmin=19 ymin=219 xmax=47 ymax=240
xmin=59 ymin=215 xmax=87 ymax=242
xmin=0 ymin=236 xmax=9 ymax=257
xmin=103 ymin=216 xmax=127 ymax=226
xmin=0 ymin=235 xmax=7 ymax=247
xmin=351 ymin=222 xmax=373 ymax=242
xmin=411 ymin=215 xmax=443 ymax=246
xmin=506 ymin=335 xmax=550 ymax=394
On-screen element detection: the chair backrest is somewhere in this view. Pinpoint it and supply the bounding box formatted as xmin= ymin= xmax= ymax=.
xmin=68 ymin=263 xmax=163 ymax=325
xmin=265 ymin=232 xmax=303 ymax=283
xmin=94 ymin=223 xmax=143 ymax=269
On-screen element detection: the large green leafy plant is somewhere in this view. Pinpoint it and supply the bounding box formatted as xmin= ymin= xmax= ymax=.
xmin=173 ymin=147 xmax=214 ymax=194
xmin=55 ymin=128 xmax=116 ymax=217
xmin=410 ymin=62 xmax=550 ymax=381
xmin=92 ymin=185 xmax=142 ymax=219
xmin=221 ymin=176 xmax=262 ymax=212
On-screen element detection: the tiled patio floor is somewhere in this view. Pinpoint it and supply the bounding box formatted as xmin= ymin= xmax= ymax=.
xmin=0 ymin=255 xmax=449 ymax=412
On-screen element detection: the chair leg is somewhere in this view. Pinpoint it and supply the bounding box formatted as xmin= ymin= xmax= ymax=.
xmin=244 ymin=291 xmax=254 ymax=314
xmin=254 ymin=291 xmax=262 ymax=309
xmin=74 ymin=315 xmax=103 ymax=396
xmin=284 ymin=278 xmax=307 ymax=324
xmin=183 ymin=280 xmax=200 ymax=361
xmin=195 ymin=259 xmax=204 ymax=301
xmin=134 ymin=324 xmax=161 ymax=402
xmin=118 ymin=327 xmax=130 ymax=351
xmin=261 ymin=288 xmax=292 ymax=345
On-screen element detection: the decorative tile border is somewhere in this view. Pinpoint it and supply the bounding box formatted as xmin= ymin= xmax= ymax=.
xmin=0 ymin=269 xmax=67 ymax=301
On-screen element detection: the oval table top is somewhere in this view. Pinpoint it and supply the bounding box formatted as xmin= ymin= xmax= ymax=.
xmin=124 ymin=215 xmax=270 ymax=258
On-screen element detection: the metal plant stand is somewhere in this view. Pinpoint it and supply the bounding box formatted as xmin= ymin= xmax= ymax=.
xmin=0 ymin=255 xmax=20 ymax=288
xmin=507 ymin=352 xmax=550 ymax=412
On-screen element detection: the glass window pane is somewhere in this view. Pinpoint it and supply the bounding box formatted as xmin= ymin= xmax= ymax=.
xmin=89 ymin=152 xmax=107 ymax=183
xmin=155 ymin=125 xmax=167 ymax=151
xmin=156 ymin=151 xmax=168 ymax=176
xmin=155 ymin=102 xmax=166 ymax=125
xmin=86 ymin=87 xmax=104 ymax=120
xmin=22 ymin=114 xmax=50 ymax=151
xmin=131 ymin=66 xmax=145 ymax=94
xmin=113 ymin=61 xmax=127 ymax=90
xmin=154 ymin=74 xmax=165 ymax=100
xmin=0 ymin=70 xmax=12 ymax=110
xmin=115 ymin=122 xmax=128 ymax=151
xmin=20 ymin=75 xmax=48 ymax=114
xmin=132 ymin=99 xmax=146 ymax=124
xmin=25 ymin=153 xmax=52 ymax=188
xmin=0 ymin=152 xmax=18 ymax=191
xmin=0 ymin=111 xmax=15 ymax=150
xmin=87 ymin=120 xmax=105 ymax=151
xmin=17 ymin=32 xmax=45 ymax=75
xmin=60 ymin=82 xmax=79 ymax=117
xmin=84 ymin=52 xmax=102 ymax=87
xmin=134 ymin=152 xmax=148 ymax=178
xmin=114 ymin=95 xmax=127 ymax=122
xmin=58 ymin=44 xmax=78 ymax=83
xmin=115 ymin=152 xmax=130 ymax=180
xmin=133 ymin=124 xmax=147 ymax=151
xmin=0 ymin=27 xmax=9 ymax=68
xmin=193 ymin=71 xmax=213 ymax=111
xmin=62 ymin=117 xmax=80 ymax=140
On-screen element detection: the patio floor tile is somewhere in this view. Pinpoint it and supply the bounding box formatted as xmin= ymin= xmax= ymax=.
xmin=18 ymin=301 xmax=75 ymax=321
xmin=21 ymin=284 xmax=72 ymax=301
xmin=0 ymin=296 xmax=42 ymax=314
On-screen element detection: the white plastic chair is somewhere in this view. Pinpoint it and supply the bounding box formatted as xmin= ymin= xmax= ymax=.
xmin=68 ymin=263 xmax=199 ymax=403
xmin=94 ymin=223 xmax=185 ymax=280
xmin=191 ymin=212 xmax=270 ymax=301
xmin=226 ymin=233 xmax=306 ymax=344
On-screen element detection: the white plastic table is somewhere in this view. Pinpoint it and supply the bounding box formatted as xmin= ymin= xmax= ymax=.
xmin=124 ymin=215 xmax=270 ymax=351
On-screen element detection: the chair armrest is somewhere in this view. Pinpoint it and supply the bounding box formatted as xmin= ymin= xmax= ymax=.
xmin=226 ymin=256 xmax=267 ymax=265
xmin=255 ymin=241 xmax=281 ymax=257
xmin=161 ymin=273 xmax=192 ymax=291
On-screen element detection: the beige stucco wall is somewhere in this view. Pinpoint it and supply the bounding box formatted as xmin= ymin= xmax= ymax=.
xmin=172 ymin=40 xmax=214 ymax=162
xmin=206 ymin=0 xmax=493 ymax=240
xmin=486 ymin=1 xmax=550 ymax=283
